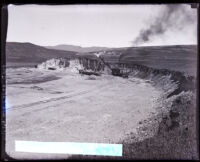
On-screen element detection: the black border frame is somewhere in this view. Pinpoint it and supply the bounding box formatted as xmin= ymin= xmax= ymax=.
xmin=0 ymin=1 xmax=199 ymax=161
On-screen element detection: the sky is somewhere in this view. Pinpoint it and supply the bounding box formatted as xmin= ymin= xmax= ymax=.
xmin=7 ymin=4 xmax=197 ymax=47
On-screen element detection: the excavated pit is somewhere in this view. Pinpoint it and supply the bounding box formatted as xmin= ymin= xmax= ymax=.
xmin=5 ymin=56 xmax=198 ymax=160
xmin=65 ymin=57 xmax=198 ymax=160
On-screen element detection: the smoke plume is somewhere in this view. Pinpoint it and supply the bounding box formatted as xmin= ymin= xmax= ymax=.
xmin=133 ymin=4 xmax=196 ymax=46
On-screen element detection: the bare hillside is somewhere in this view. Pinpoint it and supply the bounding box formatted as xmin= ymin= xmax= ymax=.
xmin=6 ymin=42 xmax=77 ymax=68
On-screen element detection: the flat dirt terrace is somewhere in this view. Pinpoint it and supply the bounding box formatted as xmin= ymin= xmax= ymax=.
xmin=5 ymin=68 xmax=163 ymax=159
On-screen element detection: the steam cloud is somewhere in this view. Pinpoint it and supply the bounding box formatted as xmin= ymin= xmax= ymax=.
xmin=133 ymin=4 xmax=196 ymax=46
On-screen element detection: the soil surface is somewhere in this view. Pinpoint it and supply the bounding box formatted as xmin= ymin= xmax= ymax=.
xmin=6 ymin=68 xmax=163 ymax=159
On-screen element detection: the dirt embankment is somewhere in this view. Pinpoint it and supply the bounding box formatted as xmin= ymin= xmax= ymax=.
xmin=121 ymin=64 xmax=198 ymax=159
xmin=69 ymin=64 xmax=198 ymax=160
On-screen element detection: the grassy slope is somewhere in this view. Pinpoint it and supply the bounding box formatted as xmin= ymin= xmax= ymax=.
xmin=6 ymin=42 xmax=77 ymax=68
xmin=101 ymin=45 xmax=197 ymax=76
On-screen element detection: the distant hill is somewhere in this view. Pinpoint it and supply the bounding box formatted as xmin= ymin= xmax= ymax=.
xmin=6 ymin=42 xmax=77 ymax=68
xmin=6 ymin=42 xmax=197 ymax=76
xmin=99 ymin=45 xmax=197 ymax=76
xmin=45 ymin=44 xmax=109 ymax=53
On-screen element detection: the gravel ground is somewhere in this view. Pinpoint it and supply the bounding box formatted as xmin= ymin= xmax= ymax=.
xmin=5 ymin=68 xmax=163 ymax=160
